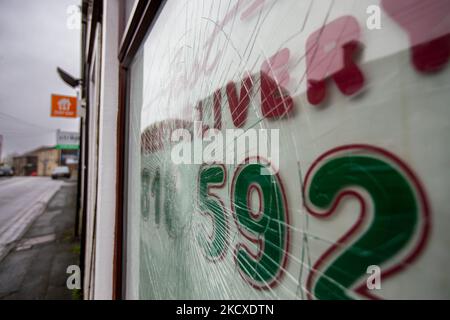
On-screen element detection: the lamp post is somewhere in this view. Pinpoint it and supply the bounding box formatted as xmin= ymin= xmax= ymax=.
xmin=56 ymin=67 xmax=83 ymax=238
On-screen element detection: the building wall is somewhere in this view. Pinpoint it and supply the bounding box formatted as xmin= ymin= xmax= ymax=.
xmin=93 ymin=0 xmax=120 ymax=299
xmin=13 ymin=156 xmax=37 ymax=176
xmin=83 ymin=25 xmax=102 ymax=300
xmin=35 ymin=149 xmax=60 ymax=176
xmin=82 ymin=0 xmax=131 ymax=300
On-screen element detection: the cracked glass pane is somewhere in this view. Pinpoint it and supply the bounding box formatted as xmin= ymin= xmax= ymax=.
xmin=125 ymin=0 xmax=450 ymax=299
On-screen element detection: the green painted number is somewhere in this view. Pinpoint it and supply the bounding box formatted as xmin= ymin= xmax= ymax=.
xmin=141 ymin=168 xmax=150 ymax=221
xmin=231 ymin=161 xmax=289 ymax=289
xmin=197 ymin=164 xmax=228 ymax=260
xmin=304 ymin=145 xmax=429 ymax=300
xmin=150 ymin=168 xmax=161 ymax=226
xmin=163 ymin=171 xmax=179 ymax=237
xmin=141 ymin=167 xmax=180 ymax=237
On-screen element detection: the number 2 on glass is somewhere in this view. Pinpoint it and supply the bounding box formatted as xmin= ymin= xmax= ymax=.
xmin=303 ymin=145 xmax=430 ymax=300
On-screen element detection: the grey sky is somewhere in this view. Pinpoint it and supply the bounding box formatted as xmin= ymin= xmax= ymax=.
xmin=0 ymin=0 xmax=81 ymax=159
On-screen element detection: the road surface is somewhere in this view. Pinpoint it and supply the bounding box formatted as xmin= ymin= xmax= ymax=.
xmin=0 ymin=177 xmax=63 ymax=260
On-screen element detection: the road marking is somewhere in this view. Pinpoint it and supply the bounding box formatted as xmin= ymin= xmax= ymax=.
xmin=15 ymin=233 xmax=56 ymax=251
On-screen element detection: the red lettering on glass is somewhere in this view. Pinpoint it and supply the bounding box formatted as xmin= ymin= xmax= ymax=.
xmin=226 ymin=76 xmax=253 ymax=127
xmin=260 ymin=72 xmax=294 ymax=118
xmin=260 ymin=48 xmax=293 ymax=118
xmin=213 ymin=89 xmax=222 ymax=130
xmin=382 ymin=0 xmax=450 ymax=73
xmin=261 ymin=48 xmax=291 ymax=88
xmin=306 ymin=16 xmax=365 ymax=105
xmin=241 ymin=0 xmax=265 ymax=21
xmin=194 ymin=101 xmax=209 ymax=137
xmin=152 ymin=0 xmax=267 ymax=101
xmin=187 ymin=0 xmax=248 ymax=90
xmin=207 ymin=0 xmax=246 ymax=45
xmin=141 ymin=120 xmax=193 ymax=153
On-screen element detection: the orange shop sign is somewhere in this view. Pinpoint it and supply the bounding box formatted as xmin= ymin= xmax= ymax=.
xmin=51 ymin=94 xmax=77 ymax=118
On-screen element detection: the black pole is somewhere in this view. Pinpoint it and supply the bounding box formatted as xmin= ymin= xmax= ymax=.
xmin=74 ymin=119 xmax=83 ymax=238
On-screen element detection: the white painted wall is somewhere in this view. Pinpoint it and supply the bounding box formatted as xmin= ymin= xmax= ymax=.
xmin=84 ymin=23 xmax=104 ymax=300
xmin=93 ymin=0 xmax=120 ymax=299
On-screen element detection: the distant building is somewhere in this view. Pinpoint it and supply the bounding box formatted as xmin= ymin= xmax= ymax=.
xmin=13 ymin=146 xmax=79 ymax=177
xmin=33 ymin=146 xmax=61 ymax=176
xmin=13 ymin=146 xmax=60 ymax=176
xmin=12 ymin=154 xmax=37 ymax=176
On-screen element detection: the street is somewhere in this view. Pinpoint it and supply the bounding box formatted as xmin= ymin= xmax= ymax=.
xmin=0 ymin=177 xmax=63 ymax=260
xmin=0 ymin=177 xmax=79 ymax=299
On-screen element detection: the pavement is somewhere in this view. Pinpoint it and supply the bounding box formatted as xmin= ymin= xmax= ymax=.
xmin=0 ymin=177 xmax=80 ymax=300
xmin=0 ymin=177 xmax=64 ymax=260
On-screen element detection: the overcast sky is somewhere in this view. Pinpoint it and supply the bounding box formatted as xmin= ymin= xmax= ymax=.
xmin=0 ymin=0 xmax=81 ymax=159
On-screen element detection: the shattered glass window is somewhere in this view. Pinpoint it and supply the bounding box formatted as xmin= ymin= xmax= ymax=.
xmin=125 ymin=0 xmax=450 ymax=299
